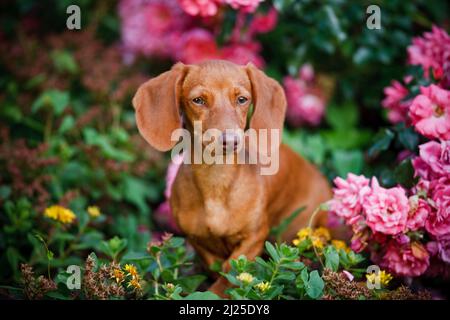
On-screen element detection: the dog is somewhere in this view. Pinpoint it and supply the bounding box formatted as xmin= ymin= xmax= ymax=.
xmin=133 ymin=60 xmax=332 ymax=295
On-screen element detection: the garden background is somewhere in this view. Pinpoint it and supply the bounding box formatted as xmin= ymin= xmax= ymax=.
xmin=0 ymin=0 xmax=449 ymax=300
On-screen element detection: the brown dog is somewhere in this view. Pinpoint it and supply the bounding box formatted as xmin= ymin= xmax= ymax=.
xmin=133 ymin=60 xmax=332 ymax=294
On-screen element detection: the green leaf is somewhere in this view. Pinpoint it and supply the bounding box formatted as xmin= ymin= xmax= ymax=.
xmin=32 ymin=90 xmax=69 ymax=115
xmin=176 ymin=275 xmax=207 ymax=293
xmin=324 ymin=246 xmax=339 ymax=271
xmin=332 ymin=150 xmax=364 ymax=177
xmin=182 ymin=291 xmax=221 ymax=300
xmin=326 ymin=103 xmax=358 ymax=130
xmin=305 ymin=270 xmax=324 ymax=299
xmin=397 ymin=126 xmax=419 ymax=151
xmin=394 ymin=159 xmax=416 ymax=188
xmin=368 ymin=129 xmax=394 ymax=158
xmin=265 ymin=241 xmax=280 ymax=262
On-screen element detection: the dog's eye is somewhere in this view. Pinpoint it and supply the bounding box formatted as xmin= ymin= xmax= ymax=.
xmin=192 ymin=97 xmax=205 ymax=105
xmin=237 ymin=96 xmax=248 ymax=105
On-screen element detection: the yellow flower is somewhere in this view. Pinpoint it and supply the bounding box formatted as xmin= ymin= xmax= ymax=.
xmin=127 ymin=277 xmax=142 ymax=290
xmin=296 ymin=227 xmax=312 ymax=240
xmin=111 ymin=268 xmax=125 ymax=284
xmin=236 ymin=272 xmax=254 ymax=284
xmin=87 ymin=206 xmax=101 ymax=218
xmin=313 ymin=227 xmax=331 ymax=242
xmin=44 ymin=205 xmax=76 ymax=224
xmin=124 ymin=264 xmax=138 ymax=278
xmin=311 ymin=237 xmax=325 ymax=249
xmin=331 ymin=240 xmax=350 ymax=253
xmin=366 ymin=270 xmax=393 ymax=287
xmin=254 ymin=281 xmax=271 ymax=293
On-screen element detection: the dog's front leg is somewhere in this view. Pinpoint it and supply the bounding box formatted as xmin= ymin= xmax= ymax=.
xmin=208 ymin=225 xmax=269 ymax=296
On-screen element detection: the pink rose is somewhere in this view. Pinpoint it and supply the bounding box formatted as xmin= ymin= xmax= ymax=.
xmin=413 ymin=141 xmax=450 ymax=182
xmin=381 ymin=241 xmax=430 ymax=277
xmin=119 ymin=0 xmax=190 ymax=59
xmin=283 ymin=75 xmax=326 ymax=126
xmin=350 ymin=230 xmax=370 ymax=253
xmin=224 ymin=0 xmax=262 ymax=13
xmin=425 ymin=178 xmax=450 ymax=237
xmin=407 ymin=26 xmax=450 ymax=80
xmin=178 ymin=0 xmax=222 ymax=17
xmin=382 ymin=80 xmax=410 ymax=124
xmin=174 ymin=28 xmax=222 ymax=64
xmin=406 ymin=196 xmax=430 ymax=231
xmin=249 ymin=7 xmax=278 ymax=34
xmin=409 ymin=84 xmax=450 ymax=140
xmin=328 ymin=173 xmax=371 ymax=225
xmin=363 ymin=178 xmax=409 ymax=235
xmin=221 ymin=42 xmax=265 ymax=68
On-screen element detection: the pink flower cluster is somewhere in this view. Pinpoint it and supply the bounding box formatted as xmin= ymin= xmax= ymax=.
xmin=382 ymin=26 xmax=450 ymax=141
xmin=119 ymin=0 xmax=272 ymax=67
xmin=283 ymin=64 xmax=327 ymax=126
xmin=328 ymin=173 xmax=438 ymax=277
xmin=179 ymin=0 xmax=263 ymax=17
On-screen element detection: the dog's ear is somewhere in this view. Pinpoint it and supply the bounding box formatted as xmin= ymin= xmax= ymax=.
xmin=246 ymin=63 xmax=286 ymax=152
xmin=133 ymin=63 xmax=186 ymax=152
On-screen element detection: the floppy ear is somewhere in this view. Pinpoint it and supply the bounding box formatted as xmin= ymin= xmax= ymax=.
xmin=132 ymin=63 xmax=186 ymax=152
xmin=246 ymin=63 xmax=286 ymax=151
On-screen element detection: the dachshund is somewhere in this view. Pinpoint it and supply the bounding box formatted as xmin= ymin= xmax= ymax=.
xmin=133 ymin=60 xmax=332 ymax=295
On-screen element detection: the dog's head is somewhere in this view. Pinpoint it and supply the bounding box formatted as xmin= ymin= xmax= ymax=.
xmin=133 ymin=60 xmax=286 ymax=152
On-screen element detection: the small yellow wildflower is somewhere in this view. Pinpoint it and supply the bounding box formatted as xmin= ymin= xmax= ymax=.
xmin=127 ymin=277 xmax=142 ymax=290
xmin=124 ymin=264 xmax=138 ymax=278
xmin=313 ymin=227 xmax=331 ymax=242
xmin=331 ymin=240 xmax=350 ymax=253
xmin=87 ymin=206 xmax=101 ymax=218
xmin=296 ymin=227 xmax=312 ymax=240
xmin=44 ymin=205 xmax=76 ymax=224
xmin=366 ymin=270 xmax=393 ymax=287
xmin=236 ymin=272 xmax=254 ymax=284
xmin=111 ymin=268 xmax=125 ymax=284
xmin=254 ymin=281 xmax=271 ymax=293
xmin=311 ymin=237 xmax=325 ymax=249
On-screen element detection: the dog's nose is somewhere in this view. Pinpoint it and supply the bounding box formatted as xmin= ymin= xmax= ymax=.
xmin=221 ymin=132 xmax=240 ymax=151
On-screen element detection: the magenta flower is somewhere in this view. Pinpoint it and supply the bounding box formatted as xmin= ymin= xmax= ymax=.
xmin=119 ymin=0 xmax=190 ymax=59
xmin=409 ymin=84 xmax=450 ymax=140
xmin=363 ymin=178 xmax=409 ymax=235
xmin=407 ymin=26 xmax=450 ymax=80
xmin=437 ymin=234 xmax=450 ymax=264
xmin=178 ymin=0 xmax=222 ymax=17
xmin=382 ymin=80 xmax=410 ymax=124
xmin=413 ymin=140 xmax=450 ymax=181
xmin=224 ymin=0 xmax=263 ymax=13
xmin=221 ymin=41 xmax=265 ymax=68
xmin=174 ymin=28 xmax=222 ymax=64
xmin=249 ymin=7 xmax=278 ymax=34
xmin=425 ymin=178 xmax=450 ymax=237
xmin=406 ymin=197 xmax=430 ymax=231
xmin=328 ymin=173 xmax=370 ymax=224
xmin=283 ymin=67 xmax=327 ymax=126
xmin=381 ymin=241 xmax=430 ymax=277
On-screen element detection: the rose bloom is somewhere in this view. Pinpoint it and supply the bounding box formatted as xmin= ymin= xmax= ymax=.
xmin=119 ymin=0 xmax=190 ymax=59
xmin=224 ymin=0 xmax=263 ymax=13
xmin=409 ymin=84 xmax=450 ymax=140
xmin=381 ymin=241 xmax=430 ymax=277
xmin=328 ymin=173 xmax=371 ymax=224
xmin=382 ymin=80 xmax=410 ymax=124
xmin=178 ymin=0 xmax=222 ymax=17
xmin=406 ymin=196 xmax=431 ymax=231
xmin=221 ymin=42 xmax=265 ymax=68
xmin=283 ymin=74 xmax=326 ymax=126
xmin=425 ymin=178 xmax=450 ymax=237
xmin=174 ymin=28 xmax=222 ymax=64
xmin=363 ymin=178 xmax=409 ymax=235
xmin=412 ymin=140 xmax=450 ymax=181
xmin=249 ymin=7 xmax=278 ymax=34
xmin=407 ymin=25 xmax=450 ymax=80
